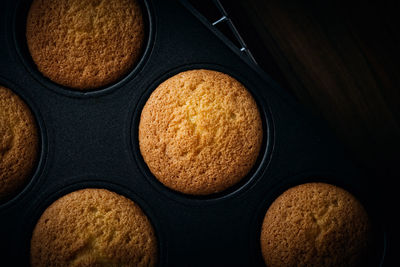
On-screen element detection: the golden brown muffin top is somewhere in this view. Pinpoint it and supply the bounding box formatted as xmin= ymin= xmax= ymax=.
xmin=26 ymin=0 xmax=145 ymax=90
xmin=139 ymin=69 xmax=263 ymax=195
xmin=260 ymin=183 xmax=372 ymax=267
xmin=31 ymin=188 xmax=158 ymax=267
xmin=0 ymin=86 xmax=39 ymax=203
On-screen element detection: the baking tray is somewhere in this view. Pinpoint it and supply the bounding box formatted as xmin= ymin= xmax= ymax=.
xmin=0 ymin=0 xmax=387 ymax=266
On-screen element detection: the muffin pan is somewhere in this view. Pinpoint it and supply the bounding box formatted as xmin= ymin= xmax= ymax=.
xmin=0 ymin=0 xmax=387 ymax=266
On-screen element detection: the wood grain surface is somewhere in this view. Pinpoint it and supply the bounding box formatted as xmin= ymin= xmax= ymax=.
xmin=225 ymin=0 xmax=399 ymax=180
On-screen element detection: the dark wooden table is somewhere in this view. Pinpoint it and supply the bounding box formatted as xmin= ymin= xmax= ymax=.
xmin=198 ymin=0 xmax=398 ymax=264
xmin=227 ymin=0 xmax=400 ymax=181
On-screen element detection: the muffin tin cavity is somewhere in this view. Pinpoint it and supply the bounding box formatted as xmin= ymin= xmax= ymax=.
xmin=13 ymin=0 xmax=154 ymax=96
xmin=139 ymin=69 xmax=263 ymax=195
xmin=131 ymin=64 xmax=273 ymax=203
xmin=30 ymin=186 xmax=158 ymax=266
xmin=250 ymin=175 xmax=387 ymax=267
xmin=260 ymin=183 xmax=371 ymax=267
xmin=24 ymin=180 xmax=165 ymax=267
xmin=0 ymin=78 xmax=46 ymax=209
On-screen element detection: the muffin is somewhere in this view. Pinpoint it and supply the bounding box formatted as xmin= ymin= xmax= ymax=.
xmin=26 ymin=0 xmax=145 ymax=90
xmin=260 ymin=183 xmax=372 ymax=267
xmin=0 ymin=85 xmax=39 ymax=203
xmin=139 ymin=69 xmax=263 ymax=195
xmin=31 ymin=188 xmax=158 ymax=267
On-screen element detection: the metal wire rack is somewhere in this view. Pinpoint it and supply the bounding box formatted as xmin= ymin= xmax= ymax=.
xmin=183 ymin=0 xmax=258 ymax=66
xmin=211 ymin=0 xmax=258 ymax=65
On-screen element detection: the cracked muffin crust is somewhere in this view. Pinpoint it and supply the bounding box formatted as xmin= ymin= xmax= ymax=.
xmin=0 ymin=86 xmax=39 ymax=203
xmin=260 ymin=183 xmax=372 ymax=267
xmin=26 ymin=0 xmax=145 ymax=90
xmin=30 ymin=188 xmax=158 ymax=267
xmin=139 ymin=69 xmax=263 ymax=195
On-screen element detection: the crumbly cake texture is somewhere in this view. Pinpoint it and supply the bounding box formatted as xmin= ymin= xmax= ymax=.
xmin=26 ymin=0 xmax=145 ymax=90
xmin=0 ymin=86 xmax=39 ymax=203
xmin=260 ymin=183 xmax=372 ymax=267
xmin=30 ymin=188 xmax=158 ymax=267
xmin=139 ymin=69 xmax=263 ymax=195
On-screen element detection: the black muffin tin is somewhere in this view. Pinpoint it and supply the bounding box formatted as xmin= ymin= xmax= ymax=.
xmin=0 ymin=0 xmax=387 ymax=266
